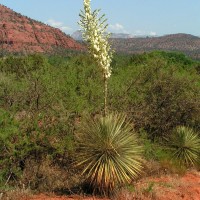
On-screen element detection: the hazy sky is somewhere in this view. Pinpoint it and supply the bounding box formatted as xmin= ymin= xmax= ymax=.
xmin=1 ymin=0 xmax=200 ymax=36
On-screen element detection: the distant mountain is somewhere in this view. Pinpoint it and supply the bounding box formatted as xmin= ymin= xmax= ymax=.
xmin=110 ymin=34 xmax=200 ymax=59
xmin=71 ymin=30 xmax=83 ymax=41
xmin=0 ymin=4 xmax=84 ymax=54
xmin=71 ymin=30 xmax=200 ymax=59
xmin=71 ymin=30 xmax=134 ymax=40
xmin=110 ymin=33 xmax=134 ymax=39
xmin=2 ymin=4 xmax=197 ymax=59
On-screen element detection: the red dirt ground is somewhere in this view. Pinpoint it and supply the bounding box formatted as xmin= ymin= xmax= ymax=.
xmin=23 ymin=195 xmax=109 ymax=200
xmin=21 ymin=170 xmax=200 ymax=200
xmin=131 ymin=170 xmax=200 ymax=200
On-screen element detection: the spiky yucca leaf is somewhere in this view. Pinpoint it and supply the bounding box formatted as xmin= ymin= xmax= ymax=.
xmin=169 ymin=126 xmax=200 ymax=166
xmin=76 ymin=113 xmax=143 ymax=194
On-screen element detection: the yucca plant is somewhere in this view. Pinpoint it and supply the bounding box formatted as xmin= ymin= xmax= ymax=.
xmin=75 ymin=113 xmax=143 ymax=195
xmin=168 ymin=126 xmax=200 ymax=167
xmin=79 ymin=0 xmax=113 ymax=116
xmin=77 ymin=1 xmax=143 ymax=195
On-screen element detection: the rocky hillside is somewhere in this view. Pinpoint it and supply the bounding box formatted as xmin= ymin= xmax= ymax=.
xmin=0 ymin=4 xmax=84 ymax=54
xmin=110 ymin=34 xmax=200 ymax=59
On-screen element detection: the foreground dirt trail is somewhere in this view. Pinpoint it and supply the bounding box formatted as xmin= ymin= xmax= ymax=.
xmin=24 ymin=195 xmax=109 ymax=200
xmin=131 ymin=170 xmax=200 ymax=200
xmin=160 ymin=172 xmax=200 ymax=199
xmin=23 ymin=171 xmax=200 ymax=200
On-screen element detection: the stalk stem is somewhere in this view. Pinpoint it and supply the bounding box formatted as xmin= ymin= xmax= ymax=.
xmin=104 ymin=73 xmax=108 ymax=117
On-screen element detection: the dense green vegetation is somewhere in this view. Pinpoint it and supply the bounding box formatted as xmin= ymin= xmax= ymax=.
xmin=0 ymin=51 xmax=200 ymax=194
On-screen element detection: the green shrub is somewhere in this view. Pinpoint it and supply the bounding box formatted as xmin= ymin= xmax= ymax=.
xmin=75 ymin=113 xmax=143 ymax=195
xmin=108 ymin=52 xmax=200 ymax=140
xmin=0 ymin=109 xmax=22 ymax=186
xmin=128 ymin=63 xmax=200 ymax=139
xmin=0 ymin=108 xmax=75 ymax=188
xmin=0 ymin=51 xmax=200 ymax=192
xmin=140 ymin=131 xmax=170 ymax=162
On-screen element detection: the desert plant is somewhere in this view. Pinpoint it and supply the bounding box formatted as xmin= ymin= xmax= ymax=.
xmin=167 ymin=126 xmax=200 ymax=167
xmin=76 ymin=113 xmax=143 ymax=195
xmin=79 ymin=0 xmax=113 ymax=116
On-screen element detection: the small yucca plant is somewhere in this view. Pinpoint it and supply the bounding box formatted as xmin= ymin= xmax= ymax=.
xmin=75 ymin=113 xmax=143 ymax=195
xmin=168 ymin=126 xmax=200 ymax=167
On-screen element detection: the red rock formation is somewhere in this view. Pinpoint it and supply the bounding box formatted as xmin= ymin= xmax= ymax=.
xmin=0 ymin=4 xmax=84 ymax=54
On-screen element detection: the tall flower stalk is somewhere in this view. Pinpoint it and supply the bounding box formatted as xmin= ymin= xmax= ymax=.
xmin=79 ymin=0 xmax=113 ymax=116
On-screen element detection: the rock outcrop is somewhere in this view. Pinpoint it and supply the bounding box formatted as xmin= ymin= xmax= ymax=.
xmin=0 ymin=4 xmax=84 ymax=54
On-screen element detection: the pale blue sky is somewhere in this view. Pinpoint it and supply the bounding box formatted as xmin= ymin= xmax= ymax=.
xmin=1 ymin=0 xmax=200 ymax=36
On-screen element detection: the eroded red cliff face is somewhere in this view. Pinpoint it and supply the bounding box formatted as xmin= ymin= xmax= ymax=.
xmin=0 ymin=4 xmax=84 ymax=54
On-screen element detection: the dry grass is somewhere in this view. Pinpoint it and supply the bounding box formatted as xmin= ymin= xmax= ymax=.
xmin=114 ymin=187 xmax=156 ymax=200
xmin=20 ymin=156 xmax=82 ymax=193
xmin=1 ymin=187 xmax=31 ymax=200
xmin=142 ymin=158 xmax=188 ymax=179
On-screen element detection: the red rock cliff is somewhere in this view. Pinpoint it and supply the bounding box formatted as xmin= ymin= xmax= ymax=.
xmin=0 ymin=4 xmax=84 ymax=53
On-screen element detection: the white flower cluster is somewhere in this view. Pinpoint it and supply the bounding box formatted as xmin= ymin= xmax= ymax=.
xmin=79 ymin=0 xmax=113 ymax=79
